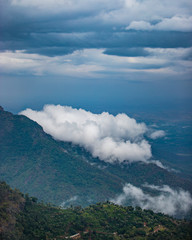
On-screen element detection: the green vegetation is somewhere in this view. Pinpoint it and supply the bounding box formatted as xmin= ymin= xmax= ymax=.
xmin=1 ymin=106 xmax=192 ymax=210
xmin=0 ymin=182 xmax=192 ymax=240
xmin=0 ymin=107 xmax=122 ymax=205
xmin=0 ymin=181 xmax=25 ymax=240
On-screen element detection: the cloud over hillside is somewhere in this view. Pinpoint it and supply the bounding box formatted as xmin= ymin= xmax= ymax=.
xmin=111 ymin=183 xmax=192 ymax=216
xmin=20 ymin=105 xmax=166 ymax=165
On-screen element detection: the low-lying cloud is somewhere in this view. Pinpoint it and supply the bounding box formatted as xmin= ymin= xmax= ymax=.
xmin=19 ymin=104 xmax=166 ymax=164
xmin=111 ymin=183 xmax=192 ymax=216
xmin=150 ymin=130 xmax=166 ymax=139
xmin=60 ymin=196 xmax=78 ymax=208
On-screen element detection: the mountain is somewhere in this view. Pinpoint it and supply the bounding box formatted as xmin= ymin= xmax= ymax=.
xmin=1 ymin=181 xmax=192 ymax=240
xmin=0 ymin=181 xmax=25 ymax=240
xmin=0 ymin=106 xmax=123 ymax=205
xmin=0 ymin=106 xmax=192 ymax=212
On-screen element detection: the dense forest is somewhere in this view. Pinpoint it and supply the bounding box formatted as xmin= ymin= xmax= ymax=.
xmin=0 ymin=181 xmax=192 ymax=240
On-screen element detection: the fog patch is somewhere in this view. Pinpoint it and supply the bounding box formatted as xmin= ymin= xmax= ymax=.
xmin=60 ymin=196 xmax=78 ymax=208
xmin=111 ymin=183 xmax=192 ymax=217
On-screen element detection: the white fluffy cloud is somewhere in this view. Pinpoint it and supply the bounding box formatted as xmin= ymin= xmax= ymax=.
xmin=150 ymin=130 xmax=166 ymax=139
xmin=126 ymin=16 xmax=192 ymax=32
xmin=111 ymin=183 xmax=192 ymax=216
xmin=20 ymin=104 xmax=155 ymax=164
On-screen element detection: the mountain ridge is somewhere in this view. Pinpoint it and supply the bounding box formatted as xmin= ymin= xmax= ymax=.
xmin=0 ymin=106 xmax=124 ymax=205
xmin=0 ymin=106 xmax=192 ymax=216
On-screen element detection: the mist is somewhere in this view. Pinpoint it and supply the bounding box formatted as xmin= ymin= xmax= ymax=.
xmin=111 ymin=183 xmax=192 ymax=216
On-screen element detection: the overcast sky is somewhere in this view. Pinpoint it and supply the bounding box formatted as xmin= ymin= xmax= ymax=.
xmin=0 ymin=0 xmax=192 ymax=114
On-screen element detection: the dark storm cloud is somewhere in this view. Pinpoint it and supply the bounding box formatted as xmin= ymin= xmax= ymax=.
xmin=26 ymin=47 xmax=78 ymax=57
xmin=1 ymin=30 xmax=192 ymax=57
xmin=0 ymin=0 xmax=192 ymax=57
xmin=104 ymin=48 xmax=150 ymax=57
xmin=0 ymin=0 xmax=192 ymax=123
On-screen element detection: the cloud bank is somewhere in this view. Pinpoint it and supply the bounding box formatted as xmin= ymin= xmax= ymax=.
xmin=20 ymin=104 xmax=159 ymax=164
xmin=8 ymin=0 xmax=192 ymax=30
xmin=1 ymin=48 xmax=191 ymax=78
xmin=111 ymin=183 xmax=192 ymax=216
xmin=1 ymin=0 xmax=192 ymax=58
xmin=126 ymin=16 xmax=192 ymax=32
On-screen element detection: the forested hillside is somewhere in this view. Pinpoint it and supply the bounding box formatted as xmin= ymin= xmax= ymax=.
xmin=0 ymin=182 xmax=192 ymax=240
xmin=1 ymin=106 xmax=192 ymax=209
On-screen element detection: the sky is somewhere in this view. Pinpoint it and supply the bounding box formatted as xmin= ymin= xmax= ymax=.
xmin=0 ymin=0 xmax=192 ymax=115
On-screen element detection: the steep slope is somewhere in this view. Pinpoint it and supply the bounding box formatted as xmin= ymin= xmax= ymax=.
xmin=0 ymin=106 xmax=123 ymax=205
xmin=65 ymin=142 xmax=192 ymax=193
xmin=1 ymin=182 xmax=192 ymax=240
xmin=0 ymin=181 xmax=25 ymax=240
xmin=0 ymin=106 xmax=192 ymax=211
